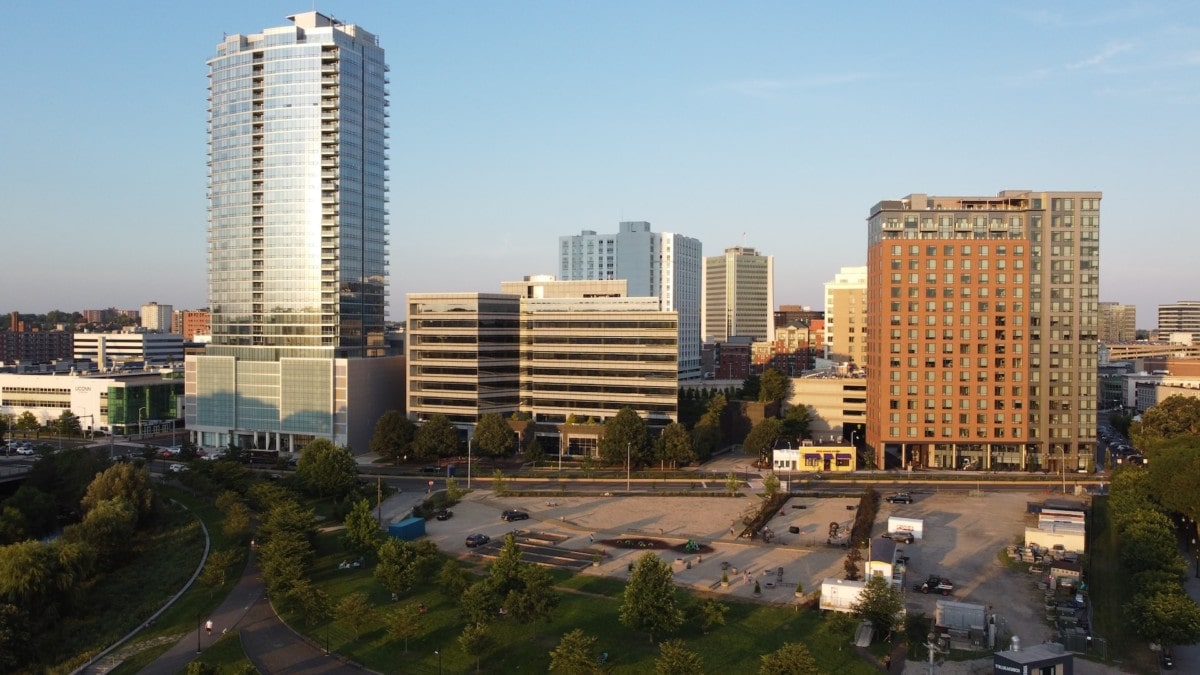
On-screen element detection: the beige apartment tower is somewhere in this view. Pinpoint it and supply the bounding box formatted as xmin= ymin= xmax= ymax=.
xmin=866 ymin=191 xmax=1100 ymax=473
xmin=1097 ymin=302 xmax=1136 ymax=344
xmin=823 ymin=266 xmax=867 ymax=364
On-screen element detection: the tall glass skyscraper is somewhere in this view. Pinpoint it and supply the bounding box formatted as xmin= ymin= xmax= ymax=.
xmin=187 ymin=12 xmax=399 ymax=453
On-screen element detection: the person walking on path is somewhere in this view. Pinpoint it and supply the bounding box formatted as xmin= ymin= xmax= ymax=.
xmin=205 ymin=619 xmax=213 ymax=636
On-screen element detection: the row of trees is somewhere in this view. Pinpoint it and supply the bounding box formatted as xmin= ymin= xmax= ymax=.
xmin=1 ymin=410 xmax=83 ymax=439
xmin=0 ymin=458 xmax=160 ymax=670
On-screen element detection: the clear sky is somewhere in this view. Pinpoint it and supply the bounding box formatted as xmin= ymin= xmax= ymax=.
xmin=2 ymin=1 xmax=1197 ymax=327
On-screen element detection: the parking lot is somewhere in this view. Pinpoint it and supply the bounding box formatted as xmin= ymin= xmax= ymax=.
xmin=405 ymin=486 xmax=1068 ymax=648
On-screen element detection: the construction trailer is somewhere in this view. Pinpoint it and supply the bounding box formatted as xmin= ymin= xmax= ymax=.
xmin=819 ymin=578 xmax=866 ymax=613
xmin=887 ymin=516 xmax=924 ymax=539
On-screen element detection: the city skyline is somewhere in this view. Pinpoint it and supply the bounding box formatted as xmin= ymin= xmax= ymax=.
xmin=3 ymin=2 xmax=1198 ymax=323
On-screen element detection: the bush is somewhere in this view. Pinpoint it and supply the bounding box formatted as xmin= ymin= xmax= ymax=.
xmin=848 ymin=488 xmax=879 ymax=547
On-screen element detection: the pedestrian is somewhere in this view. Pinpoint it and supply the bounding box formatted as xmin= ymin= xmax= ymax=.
xmin=205 ymin=619 xmax=213 ymax=635
xmin=589 ymin=534 xmax=594 ymax=544
xmin=884 ymin=655 xmax=892 ymax=671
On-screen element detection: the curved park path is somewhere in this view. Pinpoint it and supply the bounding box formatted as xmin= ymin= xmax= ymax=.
xmin=138 ymin=546 xmax=362 ymax=675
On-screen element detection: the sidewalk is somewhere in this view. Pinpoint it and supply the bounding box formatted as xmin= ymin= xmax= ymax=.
xmin=138 ymin=547 xmax=264 ymax=675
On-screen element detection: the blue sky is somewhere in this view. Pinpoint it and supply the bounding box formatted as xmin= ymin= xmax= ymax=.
xmin=2 ymin=1 xmax=1197 ymax=327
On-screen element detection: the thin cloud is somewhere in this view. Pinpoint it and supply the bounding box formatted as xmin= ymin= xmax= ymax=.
xmin=1066 ymin=42 xmax=1134 ymax=70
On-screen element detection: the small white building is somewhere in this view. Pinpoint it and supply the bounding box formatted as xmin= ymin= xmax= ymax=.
xmin=819 ymin=578 xmax=866 ymax=613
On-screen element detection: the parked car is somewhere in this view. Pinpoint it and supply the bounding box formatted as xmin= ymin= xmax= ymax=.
xmin=168 ymin=463 xmax=188 ymax=473
xmin=885 ymin=492 xmax=913 ymax=504
xmin=882 ymin=531 xmax=914 ymax=544
xmin=465 ymin=533 xmax=490 ymax=548
xmin=501 ymin=509 xmax=529 ymax=522
xmin=15 ymin=446 xmax=35 ymax=456
xmin=420 ymin=465 xmax=441 ymax=474
xmin=435 ymin=509 xmax=453 ymax=521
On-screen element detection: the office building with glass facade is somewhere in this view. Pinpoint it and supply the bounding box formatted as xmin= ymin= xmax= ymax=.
xmin=186 ymin=12 xmax=403 ymax=454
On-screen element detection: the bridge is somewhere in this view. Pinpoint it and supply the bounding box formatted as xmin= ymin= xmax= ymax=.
xmin=0 ymin=464 xmax=33 ymax=484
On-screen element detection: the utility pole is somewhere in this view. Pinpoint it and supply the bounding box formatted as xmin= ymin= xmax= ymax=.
xmin=376 ymin=475 xmax=383 ymax=525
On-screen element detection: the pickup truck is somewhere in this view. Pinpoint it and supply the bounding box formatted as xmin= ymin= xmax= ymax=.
xmin=914 ymin=575 xmax=954 ymax=595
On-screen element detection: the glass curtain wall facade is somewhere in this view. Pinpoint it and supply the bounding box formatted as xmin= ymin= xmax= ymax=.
xmin=190 ymin=12 xmax=389 ymax=451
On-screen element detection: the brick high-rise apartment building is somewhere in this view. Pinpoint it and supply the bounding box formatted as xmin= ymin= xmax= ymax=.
xmin=866 ymin=191 xmax=1100 ymax=473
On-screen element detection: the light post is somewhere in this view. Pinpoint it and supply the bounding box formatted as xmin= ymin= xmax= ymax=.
xmin=196 ymin=611 xmax=202 ymax=654
xmin=435 ymin=649 xmax=442 ymax=674
xmin=137 ymin=406 xmax=148 ymax=440
xmin=924 ymin=631 xmax=948 ymax=674
xmin=626 ymin=441 xmax=631 ymax=493
xmin=467 ymin=433 xmax=473 ymax=490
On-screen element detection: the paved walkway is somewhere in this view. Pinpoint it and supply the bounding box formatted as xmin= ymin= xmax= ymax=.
xmin=139 ymin=545 xmax=360 ymax=675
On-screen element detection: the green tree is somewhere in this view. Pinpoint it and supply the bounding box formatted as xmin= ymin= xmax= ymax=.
xmin=1127 ymin=592 xmax=1200 ymax=647
xmin=387 ymin=605 xmax=423 ymax=652
xmin=459 ymin=581 xmax=498 ymax=624
xmin=743 ymin=417 xmax=783 ymax=466
xmin=844 ymin=546 xmax=862 ymax=581
xmin=1132 ymin=395 xmax=1200 ymax=453
xmin=445 ymin=476 xmax=465 ymax=502
xmin=762 ymin=472 xmax=781 ymax=499
xmin=548 ymin=628 xmax=602 ymax=674
xmin=369 ymin=410 xmax=416 ymax=463
xmin=1147 ymin=442 xmax=1200 ymax=524
xmin=655 ymin=422 xmax=695 ymax=469
xmin=474 ymin=413 xmax=516 ymax=460
xmin=620 ymin=552 xmax=683 ymax=643
xmin=55 ymin=410 xmax=82 ymax=438
xmin=0 ymin=603 xmax=31 ymax=672
xmin=335 ymin=592 xmax=375 ymax=639
xmin=342 ymin=498 xmax=381 ymax=555
xmin=523 ymin=434 xmax=545 ymax=464
xmin=412 ymin=414 xmax=460 ymax=460
xmin=81 ymin=462 xmax=155 ymax=523
xmin=758 ymin=642 xmax=820 ymax=675
xmin=697 ymin=598 xmax=729 ymax=634
xmin=15 ymin=412 xmax=39 ymax=435
xmin=505 ymin=563 xmax=559 ymax=624
xmin=296 ymin=439 xmax=358 ymax=501
xmin=458 ymin=622 xmax=492 ymax=673
xmin=599 ymin=408 xmax=649 ymax=467
xmin=741 ymin=373 xmax=761 ymax=401
xmin=375 ymin=538 xmax=439 ymax=597
xmin=758 ymin=367 xmax=789 ymax=404
xmin=436 ymin=559 xmax=471 ymax=598
xmin=655 ymin=639 xmax=704 ymax=675
xmin=692 ymin=394 xmax=727 ymax=460
xmin=491 ymin=468 xmax=507 ymax=495
xmin=725 ymin=472 xmax=741 ymax=496
xmin=64 ymin=497 xmax=137 ymax=569
xmin=851 ymin=574 xmax=904 ymax=637
xmin=781 ymin=404 xmax=812 ymax=441
xmin=258 ymin=529 xmax=314 ymax=597
xmin=0 ymin=541 xmax=59 ymax=609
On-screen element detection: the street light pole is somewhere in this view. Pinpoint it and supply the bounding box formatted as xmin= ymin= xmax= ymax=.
xmin=467 ymin=433 xmax=472 ymax=490
xmin=626 ymin=441 xmax=631 ymax=493
xmin=196 ymin=612 xmax=202 ymax=654
xmin=435 ymin=649 xmax=442 ymax=674
xmin=1060 ymin=447 xmax=1066 ymax=495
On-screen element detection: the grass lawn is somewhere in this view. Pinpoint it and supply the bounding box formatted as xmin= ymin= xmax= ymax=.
xmin=1088 ymin=496 xmax=1157 ymax=673
xmin=280 ymin=532 xmax=877 ymax=674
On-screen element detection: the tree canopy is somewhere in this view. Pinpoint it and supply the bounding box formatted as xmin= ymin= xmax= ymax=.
xmin=654 ymin=639 xmax=704 ymax=675
xmin=369 ymin=410 xmax=415 ymax=463
xmin=851 ymin=574 xmax=904 ymax=637
xmin=1132 ymin=395 xmax=1200 ymax=454
xmin=341 ymin=498 xmax=381 ymax=555
xmin=411 ymin=414 xmax=460 ymax=460
xmin=598 ymin=408 xmax=649 ymax=467
xmin=474 ymin=413 xmax=516 ymax=459
xmin=758 ymin=642 xmax=820 ymax=675
xmin=743 ymin=417 xmax=783 ymax=466
xmin=758 ymin=367 xmax=789 ymax=404
xmin=620 ymin=552 xmax=683 ymax=642
xmin=654 ymin=422 xmax=695 ymax=469
xmin=548 ymin=628 xmax=602 ymax=674
xmin=781 ymin=404 xmax=813 ymax=442
xmin=296 ymin=439 xmax=358 ymax=501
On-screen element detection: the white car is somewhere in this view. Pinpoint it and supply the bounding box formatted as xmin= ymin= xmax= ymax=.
xmin=168 ymin=463 xmax=188 ymax=473
xmin=16 ymin=446 xmax=35 ymax=456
